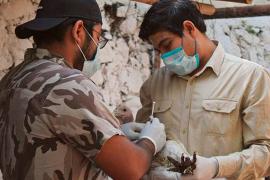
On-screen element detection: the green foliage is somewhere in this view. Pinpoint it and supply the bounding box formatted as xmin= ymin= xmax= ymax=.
xmin=245 ymin=25 xmax=257 ymax=35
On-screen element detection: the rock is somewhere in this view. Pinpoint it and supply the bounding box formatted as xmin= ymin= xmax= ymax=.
xmin=248 ymin=47 xmax=259 ymax=63
xmin=119 ymin=16 xmax=137 ymax=35
xmin=141 ymin=68 xmax=151 ymax=80
xmin=252 ymin=27 xmax=261 ymax=34
xmin=265 ymin=44 xmax=270 ymax=52
xmin=235 ymin=29 xmax=253 ymax=44
xmin=120 ymin=85 xmax=129 ymax=96
xmin=220 ymin=35 xmax=241 ymax=57
xmin=126 ymin=68 xmax=144 ymax=94
xmin=99 ymin=43 xmax=114 ymax=63
xmin=91 ymin=69 xmax=104 ymax=86
xmin=229 ymin=31 xmax=239 ymax=45
xmin=101 ymin=16 xmax=111 ymax=32
xmin=129 ymin=57 xmax=142 ymax=70
xmin=1 ymin=0 xmax=36 ymax=20
xmin=261 ymin=30 xmax=270 ymax=44
xmin=223 ymin=24 xmax=231 ymax=36
xmin=139 ymin=52 xmax=150 ymax=68
xmin=115 ymin=38 xmax=129 ymax=64
xmin=128 ymin=38 xmax=136 ymax=51
xmin=263 ymin=44 xmax=270 ymax=68
xmin=134 ymin=1 xmax=151 ymax=17
xmin=118 ymin=68 xmax=129 ymax=84
xmin=116 ymin=5 xmax=128 ymax=17
xmin=0 ymin=55 xmax=13 ymax=71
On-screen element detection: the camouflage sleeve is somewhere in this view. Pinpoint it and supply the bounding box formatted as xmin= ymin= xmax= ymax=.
xmin=26 ymin=75 xmax=123 ymax=161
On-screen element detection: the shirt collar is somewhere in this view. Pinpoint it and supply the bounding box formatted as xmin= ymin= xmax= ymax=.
xmin=196 ymin=41 xmax=225 ymax=77
xmin=24 ymin=48 xmax=73 ymax=69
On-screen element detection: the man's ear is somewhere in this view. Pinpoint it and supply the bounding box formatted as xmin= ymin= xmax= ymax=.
xmin=182 ymin=20 xmax=196 ymax=37
xmin=72 ymin=20 xmax=85 ymax=46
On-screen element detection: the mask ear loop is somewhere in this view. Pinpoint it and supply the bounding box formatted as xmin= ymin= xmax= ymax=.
xmin=82 ymin=25 xmax=98 ymax=47
xmin=76 ymin=25 xmax=99 ymax=61
xmin=194 ymin=38 xmax=197 ymax=56
xmin=76 ymin=42 xmax=88 ymax=61
xmin=182 ymin=32 xmax=197 ymax=57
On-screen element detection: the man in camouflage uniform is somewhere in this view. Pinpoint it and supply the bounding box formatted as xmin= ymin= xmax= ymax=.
xmin=0 ymin=0 xmax=167 ymax=179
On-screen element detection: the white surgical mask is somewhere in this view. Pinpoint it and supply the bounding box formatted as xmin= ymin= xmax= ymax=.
xmin=82 ymin=51 xmax=100 ymax=77
xmin=76 ymin=26 xmax=100 ymax=77
xmin=161 ymin=40 xmax=199 ymax=76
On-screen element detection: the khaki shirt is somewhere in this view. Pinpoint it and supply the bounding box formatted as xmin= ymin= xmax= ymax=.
xmin=0 ymin=48 xmax=123 ymax=180
xmin=136 ymin=42 xmax=270 ymax=180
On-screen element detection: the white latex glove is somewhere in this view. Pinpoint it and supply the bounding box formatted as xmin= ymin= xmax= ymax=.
xmin=139 ymin=118 xmax=166 ymax=155
xmin=121 ymin=122 xmax=145 ymax=140
xmin=159 ymin=140 xmax=189 ymax=160
xmin=181 ymin=156 xmax=218 ymax=180
xmin=143 ymin=167 xmax=181 ymax=180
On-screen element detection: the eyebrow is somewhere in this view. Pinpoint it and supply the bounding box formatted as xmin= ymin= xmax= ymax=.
xmin=154 ymin=48 xmax=160 ymax=54
xmin=92 ymin=29 xmax=102 ymax=36
xmin=158 ymin=38 xmax=170 ymax=50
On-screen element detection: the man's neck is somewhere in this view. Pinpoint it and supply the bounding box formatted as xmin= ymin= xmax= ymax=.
xmin=190 ymin=39 xmax=217 ymax=76
xmin=38 ymin=43 xmax=74 ymax=68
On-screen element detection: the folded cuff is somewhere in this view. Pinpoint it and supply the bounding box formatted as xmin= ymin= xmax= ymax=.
xmin=215 ymin=155 xmax=239 ymax=178
xmin=140 ymin=136 xmax=157 ymax=155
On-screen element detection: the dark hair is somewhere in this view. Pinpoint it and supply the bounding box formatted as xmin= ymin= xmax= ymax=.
xmin=33 ymin=18 xmax=95 ymax=47
xmin=139 ymin=0 xmax=206 ymax=41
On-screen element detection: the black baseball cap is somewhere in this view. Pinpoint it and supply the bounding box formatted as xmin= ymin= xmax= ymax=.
xmin=15 ymin=0 xmax=102 ymax=39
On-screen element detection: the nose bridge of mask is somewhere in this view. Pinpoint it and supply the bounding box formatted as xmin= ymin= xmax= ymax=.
xmin=161 ymin=47 xmax=183 ymax=61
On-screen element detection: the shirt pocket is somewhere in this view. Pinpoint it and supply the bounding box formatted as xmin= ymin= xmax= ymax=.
xmin=153 ymin=100 xmax=172 ymax=114
xmin=152 ymin=100 xmax=173 ymax=123
xmin=153 ymin=100 xmax=177 ymax=139
xmin=202 ymin=99 xmax=237 ymax=135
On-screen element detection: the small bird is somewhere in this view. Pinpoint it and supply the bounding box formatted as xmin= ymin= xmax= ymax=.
xmin=113 ymin=103 xmax=134 ymax=124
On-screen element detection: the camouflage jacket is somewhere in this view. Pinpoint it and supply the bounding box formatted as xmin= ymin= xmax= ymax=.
xmin=0 ymin=48 xmax=123 ymax=180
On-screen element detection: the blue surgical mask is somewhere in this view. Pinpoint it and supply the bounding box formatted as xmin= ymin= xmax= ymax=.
xmin=82 ymin=50 xmax=100 ymax=77
xmin=76 ymin=26 xmax=100 ymax=77
xmin=161 ymin=45 xmax=200 ymax=76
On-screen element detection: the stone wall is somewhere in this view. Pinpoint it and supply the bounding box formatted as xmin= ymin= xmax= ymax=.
xmin=0 ymin=1 xmax=269 ymax=178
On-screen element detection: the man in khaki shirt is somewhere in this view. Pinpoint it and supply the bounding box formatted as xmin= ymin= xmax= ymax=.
xmin=135 ymin=0 xmax=270 ymax=179
xmin=0 ymin=0 xmax=167 ymax=179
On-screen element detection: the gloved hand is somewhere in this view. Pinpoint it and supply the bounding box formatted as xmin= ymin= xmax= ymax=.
xmin=181 ymin=155 xmax=218 ymax=180
xmin=139 ymin=118 xmax=166 ymax=155
xmin=121 ymin=122 xmax=145 ymax=140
